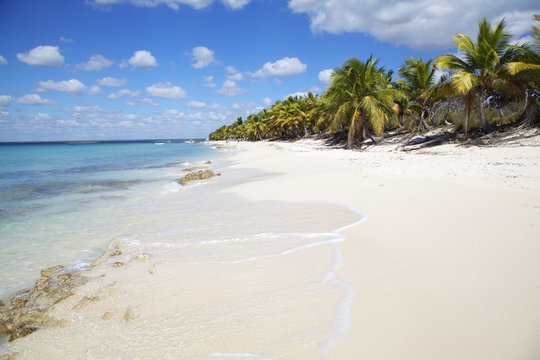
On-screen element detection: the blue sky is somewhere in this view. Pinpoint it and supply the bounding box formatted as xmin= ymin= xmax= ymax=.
xmin=0 ymin=0 xmax=538 ymax=141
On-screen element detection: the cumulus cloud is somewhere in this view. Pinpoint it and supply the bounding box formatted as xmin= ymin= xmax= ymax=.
xmin=187 ymin=100 xmax=207 ymax=109
xmin=318 ymin=69 xmax=333 ymax=87
xmin=217 ymin=80 xmax=248 ymax=96
xmin=142 ymin=98 xmax=160 ymax=106
xmin=38 ymin=79 xmax=87 ymax=95
xmin=33 ymin=113 xmax=53 ymax=121
xmin=191 ymin=46 xmax=216 ymax=69
xmin=16 ymin=45 xmax=64 ymax=67
xmin=108 ymin=89 xmax=141 ymax=99
xmin=0 ymin=55 xmax=7 ymax=65
xmin=97 ymin=77 xmax=128 ymax=87
xmin=226 ymin=66 xmax=245 ymax=81
xmin=202 ymin=75 xmax=217 ymax=88
xmin=262 ymin=97 xmax=272 ymax=106
xmin=288 ymin=0 xmax=539 ymax=51
xmin=0 ymin=95 xmax=11 ymax=106
xmin=146 ymin=82 xmax=187 ymax=99
xmin=88 ymin=86 xmax=103 ymax=95
xmin=128 ymin=50 xmax=158 ymax=69
xmin=284 ymin=91 xmax=308 ymax=99
xmin=64 ymin=105 xmax=105 ymax=113
xmin=14 ymin=94 xmax=57 ymax=105
xmin=89 ymin=0 xmax=251 ymax=10
xmin=251 ymin=57 xmax=307 ymax=78
xmin=76 ymin=54 xmax=114 ymax=71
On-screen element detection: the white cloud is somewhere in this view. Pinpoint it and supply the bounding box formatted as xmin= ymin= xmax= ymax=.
xmin=34 ymin=113 xmax=53 ymax=121
xmin=125 ymin=101 xmax=137 ymax=106
xmin=57 ymin=119 xmax=81 ymax=126
xmin=76 ymin=54 xmax=114 ymax=71
xmin=262 ymin=97 xmax=272 ymax=106
xmin=284 ymin=91 xmax=308 ymax=99
xmin=64 ymin=105 xmax=105 ymax=113
xmin=38 ymin=79 xmax=87 ymax=95
xmin=88 ymin=86 xmax=103 ymax=95
xmin=59 ymin=36 xmax=73 ymax=43
xmin=14 ymin=94 xmax=57 ymax=105
xmin=318 ymin=68 xmax=333 ymax=87
xmin=226 ymin=66 xmax=245 ymax=81
xmin=217 ymin=80 xmax=248 ymax=96
xmin=108 ymin=89 xmax=141 ymax=100
xmin=0 ymin=55 xmax=7 ymax=65
xmin=0 ymin=95 xmax=11 ymax=106
xmin=142 ymin=98 xmax=160 ymax=106
xmin=146 ymin=82 xmax=187 ymax=99
xmin=221 ymin=0 xmax=250 ymax=9
xmin=252 ymin=57 xmax=307 ymax=77
xmin=203 ymin=75 xmax=217 ymax=88
xmin=16 ymin=45 xmax=64 ymax=67
xmin=191 ymin=46 xmax=216 ymax=69
xmin=128 ymin=50 xmax=158 ymax=69
xmin=97 ymin=77 xmax=128 ymax=87
xmin=89 ymin=0 xmax=251 ymax=10
xmin=288 ymin=0 xmax=539 ymax=51
xmin=187 ymin=100 xmax=207 ymax=109
xmin=119 ymin=60 xmax=128 ymax=69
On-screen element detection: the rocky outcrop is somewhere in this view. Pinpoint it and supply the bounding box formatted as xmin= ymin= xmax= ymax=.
xmin=177 ymin=170 xmax=220 ymax=186
xmin=0 ymin=265 xmax=87 ymax=341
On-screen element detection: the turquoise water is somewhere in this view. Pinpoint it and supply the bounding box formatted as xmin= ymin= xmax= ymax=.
xmin=0 ymin=140 xmax=217 ymax=299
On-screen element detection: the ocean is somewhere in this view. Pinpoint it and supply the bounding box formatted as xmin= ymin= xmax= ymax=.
xmin=0 ymin=140 xmax=217 ymax=299
xmin=0 ymin=140 xmax=364 ymax=358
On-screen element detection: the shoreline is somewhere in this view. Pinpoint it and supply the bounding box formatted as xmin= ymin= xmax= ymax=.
xmin=0 ymin=148 xmax=364 ymax=359
xmin=2 ymin=137 xmax=540 ymax=359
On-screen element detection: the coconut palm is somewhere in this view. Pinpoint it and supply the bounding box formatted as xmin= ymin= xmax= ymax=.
xmin=325 ymin=56 xmax=402 ymax=148
xmin=397 ymin=57 xmax=439 ymax=129
xmin=436 ymin=18 xmax=525 ymax=133
xmin=506 ymin=15 xmax=540 ymax=76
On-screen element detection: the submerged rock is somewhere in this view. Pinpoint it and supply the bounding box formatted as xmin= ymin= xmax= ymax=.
xmin=177 ymin=170 xmax=220 ymax=186
xmin=0 ymin=265 xmax=88 ymax=341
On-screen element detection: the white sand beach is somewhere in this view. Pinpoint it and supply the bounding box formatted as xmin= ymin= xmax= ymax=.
xmin=223 ymin=134 xmax=540 ymax=359
xmin=2 ymin=133 xmax=540 ymax=359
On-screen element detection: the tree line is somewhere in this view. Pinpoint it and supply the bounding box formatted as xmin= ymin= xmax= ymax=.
xmin=209 ymin=18 xmax=540 ymax=148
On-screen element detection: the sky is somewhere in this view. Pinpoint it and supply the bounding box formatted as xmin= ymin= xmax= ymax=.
xmin=0 ymin=0 xmax=538 ymax=141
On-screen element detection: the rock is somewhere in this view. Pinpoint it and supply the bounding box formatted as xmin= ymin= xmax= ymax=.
xmin=90 ymin=249 xmax=122 ymax=267
xmin=204 ymin=160 xmax=212 ymax=164
xmin=113 ymin=262 xmax=125 ymax=267
xmin=123 ymin=308 xmax=137 ymax=322
xmin=0 ymin=265 xmax=88 ymax=341
xmin=177 ymin=170 xmax=220 ymax=186
xmin=101 ymin=311 xmax=114 ymax=321
xmin=72 ymin=296 xmax=101 ymax=310
xmin=0 ymin=352 xmax=19 ymax=360
xmin=132 ymin=253 xmax=150 ymax=261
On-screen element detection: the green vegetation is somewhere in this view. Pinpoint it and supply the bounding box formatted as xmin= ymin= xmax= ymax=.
xmin=209 ymin=17 xmax=539 ymax=147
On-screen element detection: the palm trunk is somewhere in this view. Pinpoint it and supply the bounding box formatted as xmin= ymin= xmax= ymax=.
xmin=347 ymin=108 xmax=362 ymax=149
xmin=478 ymin=90 xmax=490 ymax=132
xmin=347 ymin=116 xmax=356 ymax=149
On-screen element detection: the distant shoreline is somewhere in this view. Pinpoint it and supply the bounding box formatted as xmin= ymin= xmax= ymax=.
xmin=0 ymin=138 xmax=207 ymax=145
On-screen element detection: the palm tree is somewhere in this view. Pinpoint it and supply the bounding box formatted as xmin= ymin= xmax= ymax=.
xmin=397 ymin=57 xmax=438 ymax=129
xmin=325 ymin=56 xmax=402 ymax=148
xmin=436 ymin=18 xmax=525 ymax=133
xmin=506 ymin=15 xmax=540 ymax=76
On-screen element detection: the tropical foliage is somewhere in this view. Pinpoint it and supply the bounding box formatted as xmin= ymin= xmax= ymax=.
xmin=210 ymin=17 xmax=539 ymax=146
